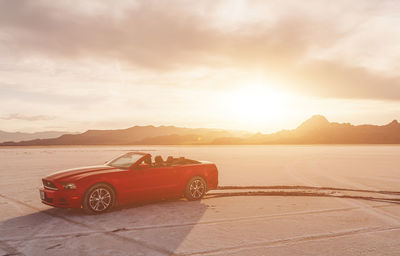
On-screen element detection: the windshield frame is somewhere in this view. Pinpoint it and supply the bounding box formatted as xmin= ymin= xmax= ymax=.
xmin=106 ymin=152 xmax=147 ymax=169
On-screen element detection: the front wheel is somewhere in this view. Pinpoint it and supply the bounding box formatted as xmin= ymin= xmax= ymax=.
xmin=184 ymin=176 xmax=207 ymax=201
xmin=83 ymin=183 xmax=115 ymax=214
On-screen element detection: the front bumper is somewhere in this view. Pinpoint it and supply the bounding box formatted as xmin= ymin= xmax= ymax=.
xmin=39 ymin=187 xmax=82 ymax=208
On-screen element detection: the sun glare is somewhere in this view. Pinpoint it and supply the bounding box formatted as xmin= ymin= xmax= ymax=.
xmin=222 ymin=84 xmax=293 ymax=127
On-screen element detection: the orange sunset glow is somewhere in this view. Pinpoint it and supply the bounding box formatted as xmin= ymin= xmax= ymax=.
xmin=1 ymin=0 xmax=400 ymax=134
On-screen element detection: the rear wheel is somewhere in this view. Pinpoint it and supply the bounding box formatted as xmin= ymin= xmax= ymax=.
xmin=184 ymin=176 xmax=207 ymax=201
xmin=83 ymin=183 xmax=115 ymax=214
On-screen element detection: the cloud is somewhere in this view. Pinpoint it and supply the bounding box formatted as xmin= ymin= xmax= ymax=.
xmin=0 ymin=1 xmax=333 ymax=68
xmin=286 ymin=60 xmax=400 ymax=100
xmin=1 ymin=0 xmax=400 ymax=100
xmin=0 ymin=83 xmax=106 ymax=106
xmin=1 ymin=113 xmax=55 ymax=121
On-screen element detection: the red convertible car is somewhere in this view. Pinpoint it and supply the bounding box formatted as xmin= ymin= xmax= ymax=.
xmin=40 ymin=152 xmax=218 ymax=214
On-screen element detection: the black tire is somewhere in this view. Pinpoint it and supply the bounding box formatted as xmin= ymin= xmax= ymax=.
xmin=184 ymin=176 xmax=207 ymax=201
xmin=82 ymin=183 xmax=115 ymax=214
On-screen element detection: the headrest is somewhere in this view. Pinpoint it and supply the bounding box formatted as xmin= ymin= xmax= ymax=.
xmin=155 ymin=155 xmax=163 ymax=163
xmin=166 ymin=156 xmax=173 ymax=163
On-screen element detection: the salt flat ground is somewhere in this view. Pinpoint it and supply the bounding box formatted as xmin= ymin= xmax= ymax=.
xmin=0 ymin=146 xmax=400 ymax=256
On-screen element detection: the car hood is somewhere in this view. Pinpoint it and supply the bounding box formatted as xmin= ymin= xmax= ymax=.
xmin=45 ymin=165 xmax=118 ymax=181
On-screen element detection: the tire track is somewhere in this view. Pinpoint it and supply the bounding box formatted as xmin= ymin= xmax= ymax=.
xmin=304 ymin=166 xmax=400 ymax=225
xmin=1 ymin=204 xmax=360 ymax=243
xmin=207 ymin=191 xmax=400 ymax=205
xmin=217 ymin=185 xmax=400 ymax=196
xmin=0 ymin=240 xmax=23 ymax=256
xmin=177 ymin=225 xmax=400 ymax=256
xmin=1 ymin=191 xmax=398 ymax=243
xmin=281 ymin=161 xmax=400 ymax=225
xmin=0 ymin=193 xmax=171 ymax=256
xmin=2 ymin=184 xmax=400 ymax=255
xmin=2 ymin=192 xmax=399 ymax=256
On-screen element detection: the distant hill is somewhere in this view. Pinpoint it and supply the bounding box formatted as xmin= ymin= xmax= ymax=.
xmin=2 ymin=116 xmax=400 ymax=146
xmin=0 ymin=130 xmax=74 ymax=143
xmin=212 ymin=115 xmax=400 ymax=144
xmin=0 ymin=126 xmax=250 ymax=146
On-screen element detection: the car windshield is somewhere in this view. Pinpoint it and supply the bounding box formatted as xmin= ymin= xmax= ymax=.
xmin=107 ymin=153 xmax=144 ymax=169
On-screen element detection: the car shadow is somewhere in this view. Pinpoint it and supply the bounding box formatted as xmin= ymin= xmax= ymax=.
xmin=0 ymin=198 xmax=208 ymax=255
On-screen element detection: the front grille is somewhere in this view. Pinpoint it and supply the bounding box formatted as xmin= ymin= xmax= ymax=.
xmin=42 ymin=179 xmax=58 ymax=190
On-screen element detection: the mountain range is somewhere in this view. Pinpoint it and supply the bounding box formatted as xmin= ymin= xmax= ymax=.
xmin=0 ymin=126 xmax=249 ymax=146
xmin=0 ymin=130 xmax=74 ymax=143
xmin=2 ymin=115 xmax=400 ymax=145
xmin=213 ymin=115 xmax=400 ymax=144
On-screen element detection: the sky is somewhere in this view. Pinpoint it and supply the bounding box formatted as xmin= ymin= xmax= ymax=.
xmin=1 ymin=0 xmax=400 ymax=133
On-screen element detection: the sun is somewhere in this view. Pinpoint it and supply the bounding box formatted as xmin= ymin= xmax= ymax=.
xmin=222 ymin=84 xmax=293 ymax=126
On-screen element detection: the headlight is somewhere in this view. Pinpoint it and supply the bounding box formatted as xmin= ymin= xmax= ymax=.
xmin=62 ymin=183 xmax=77 ymax=190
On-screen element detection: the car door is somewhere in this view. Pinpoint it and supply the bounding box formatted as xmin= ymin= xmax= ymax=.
xmin=126 ymin=165 xmax=182 ymax=201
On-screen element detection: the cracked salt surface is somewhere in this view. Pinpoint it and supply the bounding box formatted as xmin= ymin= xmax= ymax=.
xmin=1 ymin=145 xmax=400 ymax=255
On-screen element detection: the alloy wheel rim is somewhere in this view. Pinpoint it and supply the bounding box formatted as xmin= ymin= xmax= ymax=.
xmin=89 ymin=188 xmax=111 ymax=212
xmin=189 ymin=179 xmax=205 ymax=199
